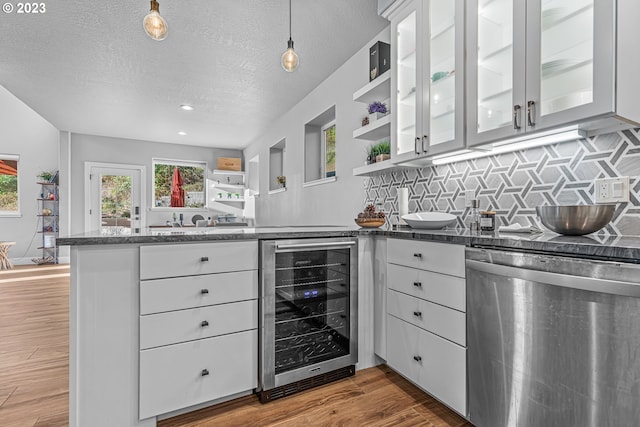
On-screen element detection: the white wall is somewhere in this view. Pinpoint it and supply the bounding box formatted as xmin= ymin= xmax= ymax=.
xmin=243 ymin=27 xmax=391 ymax=226
xmin=67 ymin=133 xmax=243 ymax=233
xmin=0 ymin=85 xmax=59 ymax=264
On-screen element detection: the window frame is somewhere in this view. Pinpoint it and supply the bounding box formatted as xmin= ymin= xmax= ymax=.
xmin=151 ymin=158 xmax=208 ymax=210
xmin=0 ymin=154 xmax=21 ymax=217
xmin=321 ymin=120 xmax=337 ymax=179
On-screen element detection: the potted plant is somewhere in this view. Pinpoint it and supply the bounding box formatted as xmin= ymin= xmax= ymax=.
xmin=367 ymin=101 xmax=388 ymax=121
xmin=370 ymin=140 xmax=391 ymax=163
xmin=38 ymin=170 xmax=53 ymax=182
xmin=276 ymin=175 xmax=286 ymax=188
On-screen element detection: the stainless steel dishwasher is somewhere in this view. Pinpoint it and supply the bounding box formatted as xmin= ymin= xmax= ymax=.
xmin=466 ymin=247 xmax=640 ymax=427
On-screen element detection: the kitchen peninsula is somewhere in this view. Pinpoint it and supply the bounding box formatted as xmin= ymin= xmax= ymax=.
xmin=58 ymin=227 xmax=640 ymax=427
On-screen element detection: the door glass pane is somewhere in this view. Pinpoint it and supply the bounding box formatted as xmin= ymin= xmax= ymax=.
xmin=273 ymin=248 xmax=351 ymax=375
xmin=429 ymin=0 xmax=456 ymax=145
xmin=396 ymin=10 xmax=417 ymax=155
xmin=477 ymin=0 xmax=513 ymax=133
xmin=101 ymin=174 xmax=132 ymax=235
xmin=540 ymin=0 xmax=593 ymax=116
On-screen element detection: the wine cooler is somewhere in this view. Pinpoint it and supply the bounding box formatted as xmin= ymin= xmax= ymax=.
xmin=259 ymin=237 xmax=358 ymax=402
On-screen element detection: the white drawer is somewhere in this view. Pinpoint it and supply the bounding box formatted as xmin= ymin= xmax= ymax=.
xmin=140 ymin=299 xmax=258 ymax=350
xmin=387 ymin=239 xmax=465 ymax=278
xmin=387 ymin=289 xmax=465 ymax=346
xmin=140 ymin=241 xmax=258 ymax=280
xmin=140 ymin=270 xmax=257 ymax=315
xmin=387 ymin=315 xmax=467 ymax=416
xmin=387 ymin=263 xmax=465 ymax=312
xmin=139 ymin=329 xmax=258 ymax=419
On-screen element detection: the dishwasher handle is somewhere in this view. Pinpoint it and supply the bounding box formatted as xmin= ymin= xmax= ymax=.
xmin=276 ymin=241 xmax=356 ymax=251
xmin=467 ymin=259 xmax=640 ymax=298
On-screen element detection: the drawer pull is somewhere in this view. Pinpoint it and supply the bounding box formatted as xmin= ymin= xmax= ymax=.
xmin=201 ymin=369 xmax=210 ymax=377
xmin=200 ymin=320 xmax=209 ymax=327
xmin=413 ymin=311 xmax=422 ymax=317
xmin=200 ymin=256 xmax=209 ymax=262
xmin=413 ymin=355 xmax=422 ymax=362
xmin=200 ymin=289 xmax=209 ymax=295
xmin=413 ymin=282 xmax=422 ymax=288
xmin=413 ymin=253 xmax=422 ymax=259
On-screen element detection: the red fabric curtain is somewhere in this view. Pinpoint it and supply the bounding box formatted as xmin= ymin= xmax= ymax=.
xmin=170 ymin=167 xmax=185 ymax=207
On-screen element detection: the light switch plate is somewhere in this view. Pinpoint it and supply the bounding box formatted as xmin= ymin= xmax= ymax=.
xmin=595 ymin=176 xmax=629 ymax=203
xmin=465 ymin=190 xmax=475 ymax=207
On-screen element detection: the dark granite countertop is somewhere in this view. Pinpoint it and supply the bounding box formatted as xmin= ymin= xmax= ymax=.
xmin=58 ymin=225 xmax=640 ymax=262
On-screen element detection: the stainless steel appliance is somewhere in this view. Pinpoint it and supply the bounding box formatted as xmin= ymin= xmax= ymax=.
xmin=259 ymin=237 xmax=358 ymax=402
xmin=466 ymin=247 xmax=640 ymax=427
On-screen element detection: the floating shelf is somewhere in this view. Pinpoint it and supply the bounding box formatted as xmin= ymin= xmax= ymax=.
xmin=353 ymin=161 xmax=416 ymax=177
xmin=353 ymin=115 xmax=391 ymax=140
xmin=211 ymin=198 xmax=245 ymax=204
xmin=213 ymin=169 xmax=245 ymax=176
xmin=353 ymin=71 xmax=391 ymax=104
xmin=210 ymin=182 xmax=245 ymax=191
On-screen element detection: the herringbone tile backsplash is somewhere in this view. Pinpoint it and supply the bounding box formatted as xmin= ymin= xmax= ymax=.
xmin=364 ymin=129 xmax=640 ymax=235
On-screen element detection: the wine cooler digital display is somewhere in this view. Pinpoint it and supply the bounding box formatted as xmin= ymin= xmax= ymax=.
xmin=259 ymin=238 xmax=358 ymax=402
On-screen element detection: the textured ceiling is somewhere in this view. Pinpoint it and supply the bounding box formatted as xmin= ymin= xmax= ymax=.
xmin=0 ymin=0 xmax=388 ymax=148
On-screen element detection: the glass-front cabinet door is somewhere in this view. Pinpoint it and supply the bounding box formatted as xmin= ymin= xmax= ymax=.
xmin=391 ymin=0 xmax=464 ymax=164
xmin=467 ymin=0 xmax=526 ymax=147
xmin=392 ymin=1 xmax=419 ymax=163
xmin=468 ymin=0 xmax=615 ymax=147
xmin=525 ymin=0 xmax=614 ymax=132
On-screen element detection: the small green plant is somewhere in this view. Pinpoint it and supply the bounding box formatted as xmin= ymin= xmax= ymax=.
xmin=38 ymin=170 xmax=53 ymax=181
xmin=276 ymin=175 xmax=286 ymax=186
xmin=370 ymin=140 xmax=390 ymax=157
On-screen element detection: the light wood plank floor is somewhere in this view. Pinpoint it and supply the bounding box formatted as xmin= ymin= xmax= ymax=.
xmin=1 ymin=264 xmax=472 ymax=427
xmin=0 ymin=264 xmax=70 ymax=427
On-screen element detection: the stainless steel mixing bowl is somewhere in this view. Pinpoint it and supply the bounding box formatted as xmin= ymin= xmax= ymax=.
xmin=535 ymin=204 xmax=616 ymax=235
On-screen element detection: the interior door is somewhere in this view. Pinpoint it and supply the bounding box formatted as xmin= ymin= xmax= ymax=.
xmin=86 ymin=165 xmax=144 ymax=234
xmin=467 ymin=0 xmax=527 ymax=147
xmin=524 ymin=0 xmax=615 ymax=132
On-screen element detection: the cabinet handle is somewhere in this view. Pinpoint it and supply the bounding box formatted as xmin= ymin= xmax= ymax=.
xmin=200 ymin=320 xmax=209 ymax=327
xmin=413 ymin=355 xmax=422 ymax=362
xmin=527 ymin=100 xmax=536 ymax=127
xmin=413 ymin=311 xmax=422 ymax=317
xmin=200 ymin=288 xmax=209 ymax=295
xmin=513 ymin=105 xmax=522 ymax=130
xmin=421 ymin=135 xmax=428 ymax=154
xmin=413 ymin=282 xmax=422 ymax=288
xmin=413 ymin=253 xmax=422 ymax=259
xmin=415 ymin=137 xmax=421 ymax=154
xmin=201 ymin=369 xmax=210 ymax=376
xmin=200 ymin=256 xmax=209 ymax=262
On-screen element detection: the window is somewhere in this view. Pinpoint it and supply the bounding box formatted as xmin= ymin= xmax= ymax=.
xmin=0 ymin=155 xmax=19 ymax=215
xmin=304 ymin=106 xmax=336 ymax=185
xmin=153 ymin=159 xmax=206 ymax=208
xmin=322 ymin=121 xmax=336 ymax=178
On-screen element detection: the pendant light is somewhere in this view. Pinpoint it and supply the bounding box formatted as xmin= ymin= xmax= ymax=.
xmin=281 ymin=0 xmax=299 ymax=72
xmin=143 ymin=0 xmax=168 ymax=41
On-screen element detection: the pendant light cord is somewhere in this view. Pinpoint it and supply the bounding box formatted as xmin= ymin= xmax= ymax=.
xmin=289 ymin=0 xmax=292 ymax=41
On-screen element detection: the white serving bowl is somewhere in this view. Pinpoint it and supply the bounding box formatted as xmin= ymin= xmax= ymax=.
xmin=401 ymin=212 xmax=457 ymax=229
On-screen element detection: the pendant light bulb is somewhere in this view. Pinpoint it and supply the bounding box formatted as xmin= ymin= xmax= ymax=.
xmin=281 ymin=0 xmax=299 ymax=72
xmin=143 ymin=0 xmax=168 ymax=41
xmin=281 ymin=38 xmax=299 ymax=72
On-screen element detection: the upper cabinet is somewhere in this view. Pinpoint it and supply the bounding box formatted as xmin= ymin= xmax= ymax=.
xmin=390 ymin=0 xmax=465 ymax=164
xmin=467 ymin=0 xmax=640 ymax=147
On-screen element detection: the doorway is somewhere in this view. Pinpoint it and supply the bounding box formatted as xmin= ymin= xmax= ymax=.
xmin=84 ymin=163 xmax=146 ymax=234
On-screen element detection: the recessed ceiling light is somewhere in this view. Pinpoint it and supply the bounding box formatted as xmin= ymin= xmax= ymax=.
xmin=177 ymin=131 xmax=187 ymax=136
xmin=179 ymin=104 xmax=194 ymax=111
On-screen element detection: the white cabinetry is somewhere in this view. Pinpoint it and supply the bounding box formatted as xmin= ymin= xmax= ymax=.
xmin=385 ymin=238 xmax=467 ymax=416
xmin=467 ymin=0 xmax=640 ymax=147
xmin=389 ymin=0 xmax=465 ymax=164
xmin=138 ymin=241 xmax=259 ymax=419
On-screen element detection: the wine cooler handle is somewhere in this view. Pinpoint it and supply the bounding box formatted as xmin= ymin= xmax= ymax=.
xmin=276 ymin=241 xmax=356 ymax=251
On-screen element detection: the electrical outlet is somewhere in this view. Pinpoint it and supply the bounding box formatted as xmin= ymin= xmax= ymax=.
xmin=465 ymin=190 xmax=475 ymax=207
xmin=595 ymin=177 xmax=629 ymax=203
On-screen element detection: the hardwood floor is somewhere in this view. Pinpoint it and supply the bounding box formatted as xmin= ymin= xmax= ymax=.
xmin=0 ymin=264 xmax=70 ymax=427
xmin=159 ymin=365 xmax=472 ymax=427
xmin=0 ymin=264 xmax=472 ymax=427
